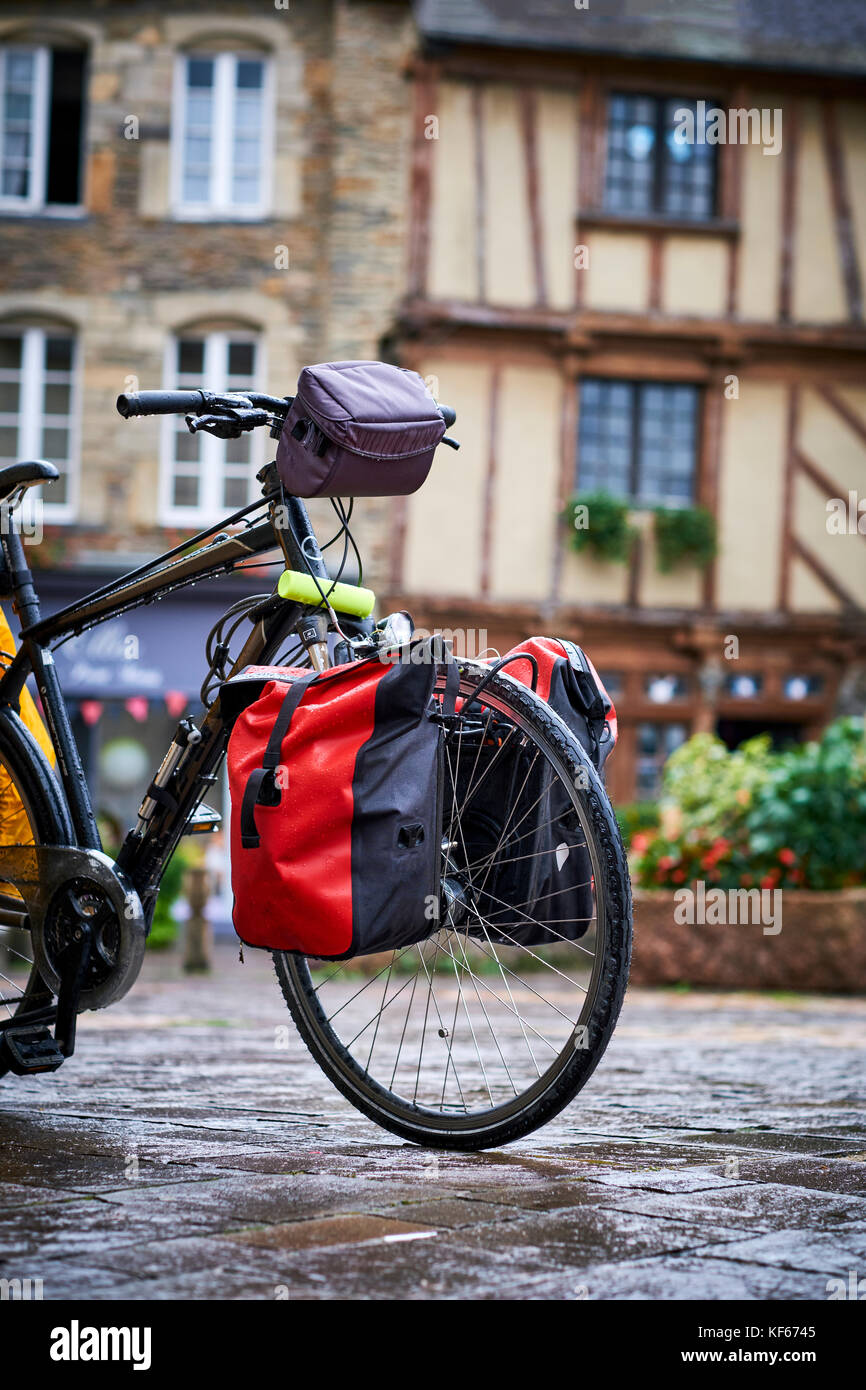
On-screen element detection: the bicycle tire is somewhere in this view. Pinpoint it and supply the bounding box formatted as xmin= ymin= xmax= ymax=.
xmin=273 ymin=660 xmax=632 ymax=1150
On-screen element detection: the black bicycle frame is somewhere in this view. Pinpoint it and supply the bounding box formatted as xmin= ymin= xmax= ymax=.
xmin=0 ymin=486 xmax=338 ymax=915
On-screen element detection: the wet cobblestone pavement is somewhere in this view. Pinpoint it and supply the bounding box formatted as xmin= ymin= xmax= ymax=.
xmin=1 ymin=944 xmax=864 ymax=1300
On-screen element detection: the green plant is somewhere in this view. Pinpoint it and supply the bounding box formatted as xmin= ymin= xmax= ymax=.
xmin=148 ymin=842 xmax=201 ymax=950
xmin=616 ymin=800 xmax=661 ymax=845
xmin=564 ymin=490 xmax=635 ymax=564
xmin=653 ymin=504 xmax=717 ymax=573
xmin=632 ymin=718 xmax=866 ymax=891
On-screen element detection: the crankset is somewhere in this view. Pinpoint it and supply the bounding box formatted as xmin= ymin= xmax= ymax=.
xmin=0 ymin=846 xmax=146 ymax=1020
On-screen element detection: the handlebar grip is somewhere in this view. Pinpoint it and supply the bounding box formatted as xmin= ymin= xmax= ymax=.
xmin=116 ymin=390 xmax=206 ymax=419
xmin=438 ymin=404 xmax=457 ymax=428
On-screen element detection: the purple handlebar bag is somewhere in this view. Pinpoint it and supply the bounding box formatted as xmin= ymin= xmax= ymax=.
xmin=276 ymin=360 xmax=446 ymax=498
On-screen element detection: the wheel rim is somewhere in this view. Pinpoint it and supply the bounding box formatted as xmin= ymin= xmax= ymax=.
xmin=0 ymin=760 xmax=42 ymax=1020
xmin=277 ymin=674 xmax=610 ymax=1134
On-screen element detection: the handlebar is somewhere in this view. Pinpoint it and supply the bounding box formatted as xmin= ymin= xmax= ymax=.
xmin=116 ymin=389 xmax=293 ymax=420
xmin=117 ymin=389 xmax=209 ymax=419
xmin=116 ymin=387 xmax=458 ymax=439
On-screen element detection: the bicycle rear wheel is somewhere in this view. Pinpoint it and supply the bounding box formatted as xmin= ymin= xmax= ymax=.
xmin=273 ymin=660 xmax=631 ymax=1150
xmin=0 ymin=715 xmax=72 ymax=1074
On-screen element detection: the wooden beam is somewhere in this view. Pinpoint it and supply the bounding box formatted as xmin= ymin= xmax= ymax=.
xmin=407 ymin=64 xmax=438 ymax=299
xmin=699 ymin=371 xmax=725 ymax=608
xmin=648 ymin=233 xmax=664 ymax=314
xmin=520 ymin=88 xmax=547 ymax=307
xmin=792 ymin=537 xmax=862 ymax=609
xmin=480 ymin=364 xmax=501 ymax=598
xmin=576 ymin=75 xmax=603 ymax=311
xmin=817 ymin=384 xmax=866 ymax=449
xmin=721 ymin=85 xmax=747 ymax=317
xmin=550 ymin=370 xmax=578 ymax=604
xmin=472 ymin=83 xmax=487 ymax=304
xmin=778 ymin=99 xmax=800 ymax=322
xmin=778 ymin=384 xmax=799 ymax=610
xmin=820 ymin=98 xmax=864 ymax=322
xmin=796 ymin=447 xmax=866 ymax=545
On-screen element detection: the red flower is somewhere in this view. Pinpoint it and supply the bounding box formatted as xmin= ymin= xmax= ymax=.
xmin=672 ymin=868 xmax=686 ymax=884
xmin=760 ymin=870 xmax=781 ymax=890
xmin=632 ymin=833 xmax=650 ymax=854
xmin=778 ymin=847 xmax=797 ymax=866
xmin=658 ymin=855 xmax=676 ymax=871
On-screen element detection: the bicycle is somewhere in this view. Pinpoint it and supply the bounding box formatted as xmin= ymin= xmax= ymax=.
xmin=0 ymin=383 xmax=632 ymax=1150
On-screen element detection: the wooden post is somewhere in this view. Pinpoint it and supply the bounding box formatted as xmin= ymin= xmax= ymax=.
xmin=183 ymin=864 xmax=212 ymax=973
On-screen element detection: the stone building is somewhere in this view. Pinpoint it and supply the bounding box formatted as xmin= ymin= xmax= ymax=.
xmin=391 ymin=0 xmax=866 ymax=803
xmin=0 ymin=0 xmax=865 ymax=812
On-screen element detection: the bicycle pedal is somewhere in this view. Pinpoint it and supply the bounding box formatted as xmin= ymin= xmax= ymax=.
xmin=184 ymin=802 xmax=222 ymax=835
xmin=0 ymin=1026 xmax=65 ymax=1075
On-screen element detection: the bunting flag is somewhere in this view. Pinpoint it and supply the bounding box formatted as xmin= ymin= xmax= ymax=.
xmin=80 ymin=700 xmax=103 ymax=726
xmin=124 ymin=697 xmax=149 ymax=723
xmin=165 ymin=691 xmax=188 ymax=718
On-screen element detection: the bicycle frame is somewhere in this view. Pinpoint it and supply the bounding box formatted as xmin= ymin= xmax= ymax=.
xmin=0 ymin=484 xmax=347 ymax=917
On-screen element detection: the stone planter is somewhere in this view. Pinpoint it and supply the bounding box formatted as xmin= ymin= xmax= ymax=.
xmin=630 ymin=887 xmax=866 ymax=993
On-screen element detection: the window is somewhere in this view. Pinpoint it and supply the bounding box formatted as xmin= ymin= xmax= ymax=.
xmin=645 ymin=673 xmax=690 ymax=704
xmin=604 ymin=93 xmax=716 ymax=221
xmin=597 ymin=670 xmax=624 ymax=699
xmin=636 ymin=721 xmax=689 ymax=800
xmin=173 ymin=52 xmax=270 ymax=217
xmin=161 ymin=330 xmax=262 ymax=522
xmin=725 ymin=673 xmax=764 ymax=700
xmin=577 ymin=379 xmax=699 ymax=506
xmin=783 ymin=674 xmax=824 ymax=701
xmin=0 ymin=45 xmax=85 ymax=213
xmin=0 ymin=325 xmax=78 ymax=517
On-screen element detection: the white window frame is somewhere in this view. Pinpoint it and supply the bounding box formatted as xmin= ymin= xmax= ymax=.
xmin=158 ymin=329 xmax=266 ymax=526
xmin=0 ymin=45 xmax=84 ymax=217
xmin=0 ymin=323 xmax=80 ymax=522
xmin=170 ymin=51 xmax=274 ymax=220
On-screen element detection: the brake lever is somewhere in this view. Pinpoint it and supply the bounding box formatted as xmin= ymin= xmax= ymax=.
xmin=185 ymin=408 xmax=270 ymax=439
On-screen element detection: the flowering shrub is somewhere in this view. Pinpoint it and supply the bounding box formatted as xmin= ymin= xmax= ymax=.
xmin=632 ymin=718 xmax=866 ymax=891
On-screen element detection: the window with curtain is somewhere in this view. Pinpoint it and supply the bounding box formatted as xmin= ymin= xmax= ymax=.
xmin=576 ymin=378 xmax=700 ymax=506
xmin=0 ymin=324 xmax=78 ymax=516
xmin=161 ymin=329 xmax=262 ymax=522
xmin=0 ymin=44 xmax=85 ymax=212
xmin=173 ymin=52 xmax=270 ymax=217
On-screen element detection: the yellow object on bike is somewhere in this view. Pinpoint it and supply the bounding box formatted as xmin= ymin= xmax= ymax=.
xmin=277 ymin=569 xmax=375 ymax=618
xmin=0 ymin=605 xmax=55 ymax=847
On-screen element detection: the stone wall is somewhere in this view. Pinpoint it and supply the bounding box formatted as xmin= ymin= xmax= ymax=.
xmin=0 ymin=0 xmax=416 ymax=590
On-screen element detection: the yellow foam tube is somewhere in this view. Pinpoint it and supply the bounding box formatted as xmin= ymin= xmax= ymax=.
xmin=277 ymin=569 xmax=375 ymax=618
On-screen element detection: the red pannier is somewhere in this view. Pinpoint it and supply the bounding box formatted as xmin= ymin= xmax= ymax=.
xmin=223 ymin=642 xmax=456 ymax=959
xmin=449 ymin=637 xmax=617 ymax=949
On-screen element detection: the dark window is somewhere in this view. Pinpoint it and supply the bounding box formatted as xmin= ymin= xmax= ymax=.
xmin=604 ymin=93 xmax=717 ymax=221
xmin=577 ymin=378 xmax=699 ymax=506
xmin=0 ymin=45 xmax=85 ymax=209
xmin=46 ymin=49 xmax=85 ymax=205
xmin=636 ymin=721 xmax=689 ymax=800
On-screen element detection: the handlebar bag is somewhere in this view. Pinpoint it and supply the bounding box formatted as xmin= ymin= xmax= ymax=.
xmin=451 ymin=639 xmax=617 ymax=949
xmin=223 ymin=641 xmax=457 ymax=959
xmin=276 ymin=360 xmax=446 ymax=498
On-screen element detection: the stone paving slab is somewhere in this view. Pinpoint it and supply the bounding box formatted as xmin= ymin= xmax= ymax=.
xmin=0 ymin=943 xmax=864 ymax=1300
